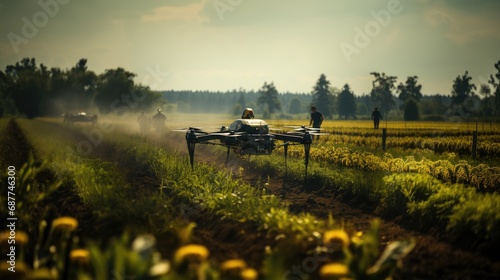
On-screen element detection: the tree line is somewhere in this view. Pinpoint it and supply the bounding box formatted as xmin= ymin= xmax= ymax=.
xmin=0 ymin=58 xmax=163 ymax=118
xmin=1 ymin=57 xmax=499 ymax=122
xmin=164 ymin=60 xmax=500 ymax=122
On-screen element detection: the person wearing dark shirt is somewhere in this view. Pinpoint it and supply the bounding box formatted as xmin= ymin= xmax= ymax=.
xmin=371 ymin=107 xmax=382 ymax=129
xmin=152 ymin=109 xmax=167 ymax=132
xmin=309 ymin=106 xmax=324 ymax=140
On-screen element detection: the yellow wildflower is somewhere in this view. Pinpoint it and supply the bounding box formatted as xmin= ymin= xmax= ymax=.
xmin=0 ymin=230 xmax=28 ymax=245
xmin=70 ymin=249 xmax=90 ymax=263
xmin=241 ymin=268 xmax=258 ymax=280
xmin=52 ymin=217 xmax=78 ymax=231
xmin=320 ymin=263 xmax=350 ymax=279
xmin=323 ymin=229 xmax=350 ymax=247
xmin=174 ymin=244 xmax=209 ymax=264
xmin=220 ymin=259 xmax=247 ymax=272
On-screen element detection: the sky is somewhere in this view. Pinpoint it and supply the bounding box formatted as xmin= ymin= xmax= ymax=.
xmin=0 ymin=0 xmax=499 ymax=96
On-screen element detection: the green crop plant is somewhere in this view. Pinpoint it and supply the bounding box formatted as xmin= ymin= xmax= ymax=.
xmin=285 ymin=143 xmax=500 ymax=192
xmin=126 ymin=138 xmax=326 ymax=237
xmin=66 ymin=159 xmax=126 ymax=212
xmin=378 ymin=173 xmax=500 ymax=243
xmin=0 ymin=152 xmax=62 ymax=231
xmin=447 ymin=192 xmax=500 ymax=246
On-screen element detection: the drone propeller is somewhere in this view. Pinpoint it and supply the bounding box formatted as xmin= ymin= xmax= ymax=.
xmin=294 ymin=127 xmax=322 ymax=131
xmin=172 ymin=126 xmax=204 ymax=131
xmin=283 ymin=125 xmax=323 ymax=132
xmin=207 ymin=131 xmax=247 ymax=137
xmin=172 ymin=127 xmax=209 ymax=135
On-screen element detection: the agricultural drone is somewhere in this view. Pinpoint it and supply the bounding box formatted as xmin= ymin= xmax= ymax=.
xmin=177 ymin=117 xmax=325 ymax=176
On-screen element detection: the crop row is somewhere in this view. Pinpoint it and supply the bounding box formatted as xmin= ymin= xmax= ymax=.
xmin=0 ymin=118 xmax=413 ymax=280
xmin=324 ymin=134 xmax=500 ymax=158
xmin=282 ymin=144 xmax=500 ymax=193
xmin=247 ymin=152 xmax=500 ymax=249
xmin=325 ymin=128 xmax=500 ymax=138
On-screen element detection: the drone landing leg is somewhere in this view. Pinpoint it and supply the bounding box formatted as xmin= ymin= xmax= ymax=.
xmin=282 ymin=143 xmax=289 ymax=188
xmin=225 ymin=146 xmax=231 ymax=166
xmin=304 ymin=143 xmax=311 ymax=182
xmin=187 ymin=142 xmax=196 ymax=169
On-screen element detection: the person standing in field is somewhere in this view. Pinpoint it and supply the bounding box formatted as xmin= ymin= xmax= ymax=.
xmin=371 ymin=107 xmax=382 ymax=129
xmin=137 ymin=111 xmax=150 ymax=134
xmin=152 ymin=109 xmax=167 ymax=133
xmin=309 ymin=106 xmax=324 ymax=140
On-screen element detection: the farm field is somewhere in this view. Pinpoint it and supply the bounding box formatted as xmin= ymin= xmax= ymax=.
xmin=1 ymin=115 xmax=500 ymax=279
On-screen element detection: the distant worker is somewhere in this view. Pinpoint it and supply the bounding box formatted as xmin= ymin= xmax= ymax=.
xmin=152 ymin=109 xmax=167 ymax=132
xmin=371 ymin=107 xmax=382 ymax=129
xmin=137 ymin=111 xmax=150 ymax=134
xmin=309 ymin=106 xmax=324 ymax=140
xmin=241 ymin=108 xmax=255 ymax=119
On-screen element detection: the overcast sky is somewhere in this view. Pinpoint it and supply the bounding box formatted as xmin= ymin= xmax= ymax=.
xmin=1 ymin=0 xmax=499 ymax=95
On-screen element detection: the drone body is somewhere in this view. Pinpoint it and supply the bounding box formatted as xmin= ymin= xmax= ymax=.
xmin=183 ymin=118 xmax=316 ymax=175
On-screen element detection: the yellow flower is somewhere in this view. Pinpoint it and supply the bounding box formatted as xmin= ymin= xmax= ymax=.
xmin=220 ymin=259 xmax=247 ymax=272
xmin=0 ymin=230 xmax=28 ymax=245
xmin=319 ymin=263 xmax=350 ymax=279
xmin=52 ymin=217 xmax=78 ymax=231
xmin=70 ymin=249 xmax=90 ymax=263
xmin=0 ymin=261 xmax=29 ymax=279
xmin=241 ymin=268 xmax=258 ymax=280
xmin=323 ymin=229 xmax=350 ymax=247
xmin=174 ymin=244 xmax=209 ymax=264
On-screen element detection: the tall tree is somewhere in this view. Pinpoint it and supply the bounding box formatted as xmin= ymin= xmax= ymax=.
xmin=403 ymin=98 xmax=420 ymax=121
xmin=451 ymin=71 xmax=476 ymax=106
xmin=397 ymin=76 xmax=422 ymax=102
xmin=478 ymin=83 xmax=494 ymax=117
xmin=288 ymin=97 xmax=303 ymax=114
xmin=369 ymin=72 xmax=397 ymax=114
xmin=488 ymin=60 xmax=500 ymax=117
xmin=237 ymin=92 xmax=246 ymax=109
xmin=397 ymin=76 xmax=422 ymax=121
xmin=94 ymin=68 xmax=136 ymax=115
xmin=257 ymin=82 xmax=281 ymax=115
xmin=0 ymin=70 xmax=17 ymax=117
xmin=337 ymin=84 xmax=356 ymax=119
xmin=67 ymin=59 xmax=97 ymax=110
xmin=311 ymin=74 xmax=334 ymax=118
xmin=4 ymin=58 xmax=47 ymax=118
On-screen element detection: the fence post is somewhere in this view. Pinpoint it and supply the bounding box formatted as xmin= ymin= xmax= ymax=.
xmin=382 ymin=128 xmax=387 ymax=151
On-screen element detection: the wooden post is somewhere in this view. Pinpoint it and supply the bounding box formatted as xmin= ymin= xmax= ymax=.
xmin=382 ymin=128 xmax=387 ymax=151
xmin=472 ymin=121 xmax=478 ymax=159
